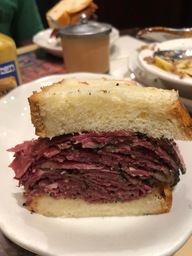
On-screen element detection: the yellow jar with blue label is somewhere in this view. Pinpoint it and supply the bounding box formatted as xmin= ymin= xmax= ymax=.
xmin=0 ymin=33 xmax=22 ymax=97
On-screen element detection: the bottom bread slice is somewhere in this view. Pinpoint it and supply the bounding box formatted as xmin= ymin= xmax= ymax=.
xmin=27 ymin=184 xmax=172 ymax=217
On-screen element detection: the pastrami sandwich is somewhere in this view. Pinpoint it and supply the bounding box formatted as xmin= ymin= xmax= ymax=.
xmin=8 ymin=78 xmax=192 ymax=217
xmin=46 ymin=0 xmax=98 ymax=29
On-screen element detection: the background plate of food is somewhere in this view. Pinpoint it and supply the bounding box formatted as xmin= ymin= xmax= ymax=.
xmin=137 ymin=38 xmax=192 ymax=99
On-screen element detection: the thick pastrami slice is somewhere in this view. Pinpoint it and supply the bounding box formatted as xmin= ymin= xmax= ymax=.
xmin=8 ymin=131 xmax=185 ymax=205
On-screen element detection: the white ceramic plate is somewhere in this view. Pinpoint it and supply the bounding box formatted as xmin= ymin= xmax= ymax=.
xmin=1 ymin=73 xmax=192 ymax=256
xmin=33 ymin=27 xmax=120 ymax=57
xmin=138 ymin=38 xmax=192 ymax=89
xmin=128 ymin=45 xmax=192 ymax=112
xmin=136 ymin=27 xmax=189 ymax=42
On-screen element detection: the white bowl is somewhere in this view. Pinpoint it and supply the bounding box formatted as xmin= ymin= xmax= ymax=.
xmin=137 ymin=38 xmax=192 ymax=99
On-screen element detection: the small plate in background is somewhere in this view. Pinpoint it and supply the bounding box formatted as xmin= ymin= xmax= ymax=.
xmin=33 ymin=27 xmax=120 ymax=57
xmin=137 ymin=38 xmax=192 ymax=99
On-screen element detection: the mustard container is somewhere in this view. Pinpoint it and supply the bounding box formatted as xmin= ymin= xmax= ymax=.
xmin=0 ymin=33 xmax=22 ymax=97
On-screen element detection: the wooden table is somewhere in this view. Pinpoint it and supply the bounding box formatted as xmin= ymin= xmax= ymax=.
xmin=0 ymin=30 xmax=191 ymax=256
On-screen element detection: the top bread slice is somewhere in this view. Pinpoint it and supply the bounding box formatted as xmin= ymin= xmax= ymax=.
xmin=28 ymin=78 xmax=192 ymax=140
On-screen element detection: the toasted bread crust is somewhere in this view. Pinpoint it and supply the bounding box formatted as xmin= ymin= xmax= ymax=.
xmin=27 ymin=184 xmax=172 ymax=217
xmin=28 ymin=92 xmax=45 ymax=137
xmin=57 ymin=12 xmax=70 ymax=27
xmin=67 ymin=0 xmax=92 ymax=14
xmin=171 ymin=99 xmax=192 ymax=139
xmin=28 ymin=78 xmax=192 ymax=140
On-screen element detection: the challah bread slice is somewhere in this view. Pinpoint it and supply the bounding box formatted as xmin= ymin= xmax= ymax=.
xmin=28 ymin=78 xmax=192 ymax=140
xmin=27 ymin=184 xmax=172 ymax=217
